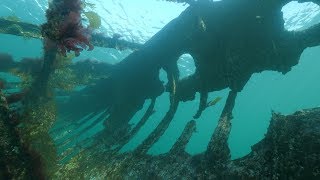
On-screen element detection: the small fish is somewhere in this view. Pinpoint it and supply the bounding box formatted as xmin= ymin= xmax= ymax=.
xmin=199 ymin=17 xmax=206 ymax=32
xmin=207 ymin=97 xmax=222 ymax=107
xmin=172 ymin=75 xmax=176 ymax=96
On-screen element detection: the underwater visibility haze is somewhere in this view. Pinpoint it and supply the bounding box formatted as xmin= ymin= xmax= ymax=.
xmin=0 ymin=0 xmax=320 ymax=179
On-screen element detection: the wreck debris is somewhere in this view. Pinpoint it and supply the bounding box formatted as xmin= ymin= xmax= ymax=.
xmin=0 ymin=0 xmax=320 ymax=179
xmin=230 ymin=108 xmax=320 ymax=179
xmin=136 ymin=99 xmax=180 ymax=154
xmin=116 ymin=98 xmax=157 ymax=150
xmin=169 ymin=120 xmax=196 ymax=155
xmin=77 ymin=0 xmax=320 ymax=153
xmin=53 ymin=108 xmax=320 ymax=179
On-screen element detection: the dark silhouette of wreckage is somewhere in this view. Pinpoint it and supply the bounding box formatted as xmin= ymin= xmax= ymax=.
xmin=0 ymin=0 xmax=320 ymax=179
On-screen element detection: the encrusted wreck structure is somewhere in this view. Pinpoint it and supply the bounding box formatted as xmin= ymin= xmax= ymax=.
xmin=0 ymin=0 xmax=320 ymax=179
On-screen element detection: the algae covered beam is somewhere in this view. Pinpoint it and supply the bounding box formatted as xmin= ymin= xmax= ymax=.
xmin=0 ymin=18 xmax=142 ymax=50
xmin=91 ymin=33 xmax=143 ymax=50
xmin=0 ymin=18 xmax=42 ymax=39
xmin=205 ymin=90 xmax=237 ymax=165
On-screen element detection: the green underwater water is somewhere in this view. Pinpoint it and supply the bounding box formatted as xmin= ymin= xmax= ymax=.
xmin=2 ymin=5 xmax=320 ymax=178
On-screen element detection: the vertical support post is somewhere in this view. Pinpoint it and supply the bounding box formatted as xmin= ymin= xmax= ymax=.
xmin=205 ymin=90 xmax=237 ymax=165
